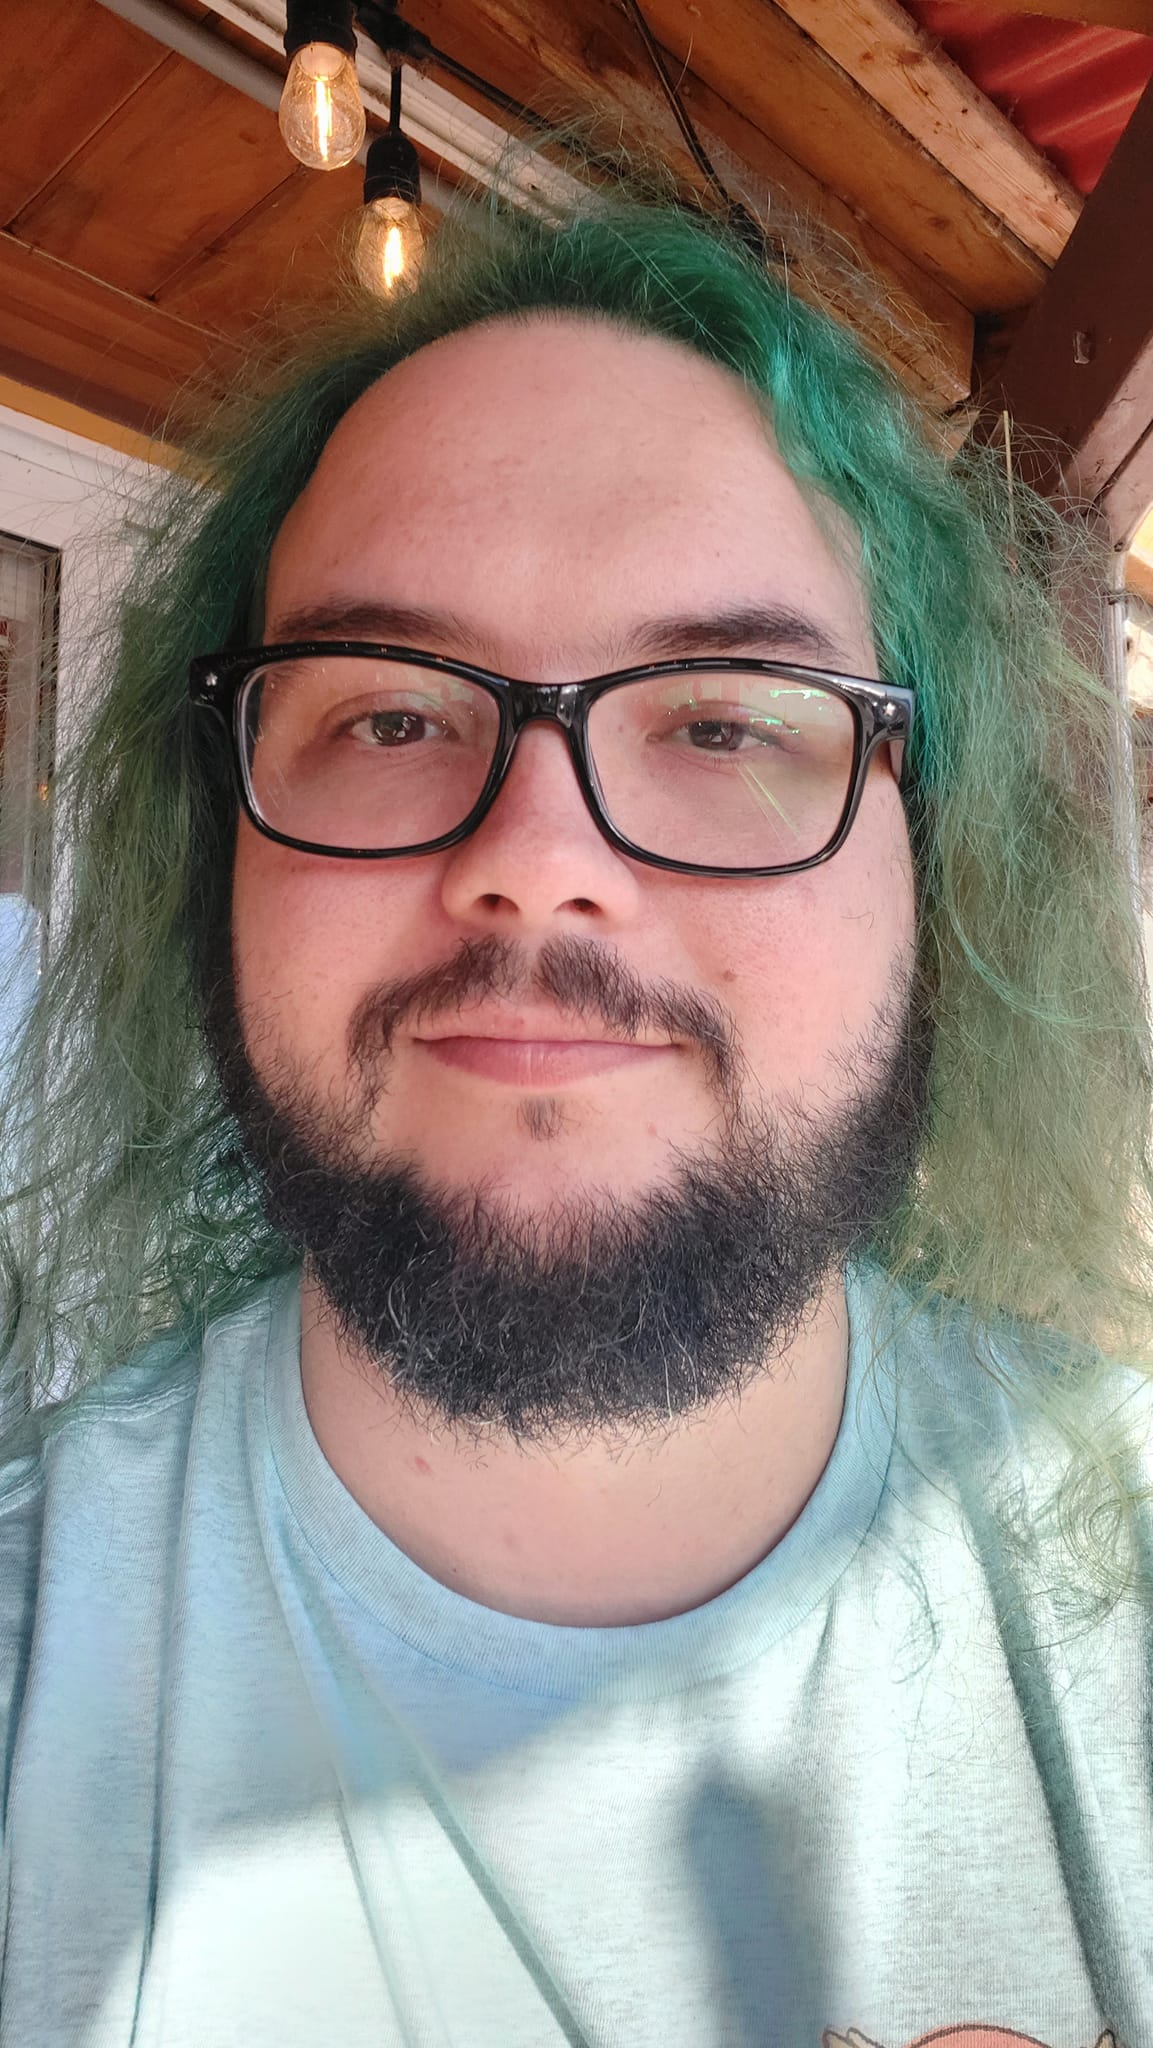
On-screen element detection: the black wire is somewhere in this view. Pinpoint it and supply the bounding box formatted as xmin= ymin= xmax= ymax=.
xmin=352 ymin=0 xmax=776 ymax=263
xmin=417 ymin=47 xmax=557 ymax=136
xmin=354 ymin=8 xmax=649 ymax=189
xmin=617 ymin=0 xmax=776 ymax=263
xmin=616 ymin=0 xmax=726 ymax=201
xmin=354 ymin=4 xmax=552 ymax=135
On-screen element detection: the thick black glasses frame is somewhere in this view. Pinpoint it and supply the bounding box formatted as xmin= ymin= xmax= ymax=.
xmin=188 ymin=641 xmax=917 ymax=878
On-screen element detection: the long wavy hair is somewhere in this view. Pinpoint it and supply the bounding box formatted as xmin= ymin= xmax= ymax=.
xmin=3 ymin=173 xmax=1151 ymax=1607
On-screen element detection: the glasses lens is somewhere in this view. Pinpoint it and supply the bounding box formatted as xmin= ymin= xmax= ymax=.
xmin=241 ymin=656 xmax=500 ymax=851
xmin=587 ymin=670 xmax=858 ymax=869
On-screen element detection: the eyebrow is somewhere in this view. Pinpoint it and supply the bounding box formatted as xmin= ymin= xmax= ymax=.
xmin=265 ymin=597 xmax=859 ymax=673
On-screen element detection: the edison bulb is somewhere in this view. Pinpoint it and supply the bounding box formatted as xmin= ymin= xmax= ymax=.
xmin=354 ymin=195 xmax=426 ymax=294
xmin=279 ymin=43 xmax=365 ymax=169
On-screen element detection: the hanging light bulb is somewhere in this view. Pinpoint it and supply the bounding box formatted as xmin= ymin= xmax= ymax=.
xmin=353 ymin=68 xmax=426 ymax=296
xmin=280 ymin=43 xmax=365 ymax=167
xmin=355 ymin=189 xmax=426 ymax=293
xmin=279 ymin=3 xmax=365 ymax=169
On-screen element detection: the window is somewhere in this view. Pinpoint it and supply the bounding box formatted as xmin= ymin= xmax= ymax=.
xmin=0 ymin=529 xmax=60 ymax=1047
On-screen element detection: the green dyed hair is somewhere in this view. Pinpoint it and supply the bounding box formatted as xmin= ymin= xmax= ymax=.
xmin=3 ymin=173 xmax=1152 ymax=1606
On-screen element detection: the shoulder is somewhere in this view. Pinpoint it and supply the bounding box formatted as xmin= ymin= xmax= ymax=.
xmin=855 ymin=1259 xmax=1153 ymax=1606
xmin=0 ymin=1327 xmax=203 ymax=1523
xmin=0 ymin=1281 xmax=284 ymax=1810
xmin=0 ymin=1273 xmax=288 ymax=1495
xmin=0 ymin=1332 xmax=201 ymax=1719
xmin=853 ymin=1258 xmax=1153 ymax=1455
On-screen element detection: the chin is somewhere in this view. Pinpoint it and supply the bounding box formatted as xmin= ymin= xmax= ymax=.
xmin=404 ymin=1132 xmax=682 ymax=1222
xmin=382 ymin=1095 xmax=685 ymax=1175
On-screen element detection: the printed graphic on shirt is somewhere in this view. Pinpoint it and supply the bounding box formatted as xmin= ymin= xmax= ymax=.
xmin=822 ymin=2027 xmax=1118 ymax=2048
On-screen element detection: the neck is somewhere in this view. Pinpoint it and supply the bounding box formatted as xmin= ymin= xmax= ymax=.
xmin=298 ymin=1267 xmax=850 ymax=1626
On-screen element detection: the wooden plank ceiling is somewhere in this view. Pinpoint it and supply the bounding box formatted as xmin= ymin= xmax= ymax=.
xmin=0 ymin=0 xmax=1145 ymax=442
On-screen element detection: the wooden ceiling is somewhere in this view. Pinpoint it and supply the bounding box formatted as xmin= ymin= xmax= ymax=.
xmin=0 ymin=0 xmax=1149 ymax=444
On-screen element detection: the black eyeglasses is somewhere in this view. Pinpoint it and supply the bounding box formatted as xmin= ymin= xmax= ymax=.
xmin=188 ymin=641 xmax=916 ymax=878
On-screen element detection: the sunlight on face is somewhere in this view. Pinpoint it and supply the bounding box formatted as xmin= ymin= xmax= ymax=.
xmin=232 ymin=315 xmax=915 ymax=1216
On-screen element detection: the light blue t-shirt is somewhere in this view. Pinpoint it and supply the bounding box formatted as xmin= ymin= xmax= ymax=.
xmin=1 ymin=1262 xmax=1152 ymax=2048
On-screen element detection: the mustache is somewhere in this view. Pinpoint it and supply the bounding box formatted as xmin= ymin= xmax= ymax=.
xmin=348 ymin=933 xmax=741 ymax=1097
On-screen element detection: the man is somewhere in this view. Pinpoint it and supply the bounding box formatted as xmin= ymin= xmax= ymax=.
xmin=1 ymin=191 xmax=1151 ymax=2048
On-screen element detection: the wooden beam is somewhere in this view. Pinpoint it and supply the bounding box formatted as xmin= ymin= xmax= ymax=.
xmin=670 ymin=79 xmax=975 ymax=405
xmin=12 ymin=52 xmax=296 ymax=302
xmin=762 ymin=0 xmax=1081 ymax=264
xmin=0 ymin=232 xmax=241 ymax=438
xmin=0 ymin=372 xmax=184 ymax=470
xmin=0 ymin=0 xmax=170 ymax=223
xmin=0 ymin=0 xmax=975 ymax=434
xmin=28 ymin=0 xmax=972 ymax=408
xmin=397 ymin=0 xmax=994 ymax=400
xmin=157 ymin=156 xmax=366 ymax=326
xmin=1100 ymin=426 xmax=1153 ymax=548
xmin=971 ymin=75 xmax=1153 ymax=544
xmin=619 ymin=0 xmax=1047 ymax=309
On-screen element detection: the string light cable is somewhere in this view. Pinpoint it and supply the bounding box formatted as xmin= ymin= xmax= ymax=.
xmin=278 ymin=0 xmax=777 ymax=280
xmin=616 ymin=0 xmax=776 ymax=264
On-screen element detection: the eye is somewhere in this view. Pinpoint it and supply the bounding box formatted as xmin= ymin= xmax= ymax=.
xmin=345 ymin=708 xmax=450 ymax=747
xmin=672 ymin=714 xmax=798 ymax=753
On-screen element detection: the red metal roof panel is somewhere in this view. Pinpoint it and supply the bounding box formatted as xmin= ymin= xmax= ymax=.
xmin=903 ymin=3 xmax=1153 ymax=192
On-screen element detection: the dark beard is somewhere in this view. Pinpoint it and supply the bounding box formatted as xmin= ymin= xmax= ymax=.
xmin=204 ymin=932 xmax=934 ymax=1451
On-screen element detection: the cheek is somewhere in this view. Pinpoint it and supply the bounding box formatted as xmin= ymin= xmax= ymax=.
xmin=704 ymin=787 xmax=915 ymax=1080
xmin=230 ymin=829 xmax=412 ymax=1051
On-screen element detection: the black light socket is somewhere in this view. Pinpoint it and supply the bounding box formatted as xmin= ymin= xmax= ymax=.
xmin=284 ymin=0 xmax=358 ymax=60
xmin=363 ymin=128 xmax=422 ymax=207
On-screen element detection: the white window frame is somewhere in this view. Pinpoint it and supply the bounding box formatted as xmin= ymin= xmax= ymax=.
xmin=0 ymin=402 xmax=159 ymax=942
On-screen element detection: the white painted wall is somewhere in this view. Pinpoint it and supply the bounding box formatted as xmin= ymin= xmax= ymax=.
xmin=0 ymin=404 xmax=157 ymax=757
xmin=0 ymin=405 xmax=158 ymax=1043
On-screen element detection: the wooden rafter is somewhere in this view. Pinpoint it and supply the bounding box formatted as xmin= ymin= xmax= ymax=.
xmin=378 ymin=0 xmax=979 ymax=402
xmin=972 ymin=75 xmax=1153 ymax=544
xmin=519 ymin=0 xmax=1048 ymax=308
xmin=4 ymin=0 xmax=1127 ymax=436
xmin=0 ymin=230 xmax=244 ymax=436
xmin=192 ymin=0 xmax=973 ymax=395
xmin=758 ymin=0 xmax=1081 ymax=263
xmin=401 ymin=0 xmax=1046 ymax=388
xmin=669 ymin=77 xmax=976 ymax=404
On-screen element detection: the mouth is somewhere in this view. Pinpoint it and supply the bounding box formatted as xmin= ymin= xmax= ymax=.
xmin=412 ymin=1011 xmax=677 ymax=1088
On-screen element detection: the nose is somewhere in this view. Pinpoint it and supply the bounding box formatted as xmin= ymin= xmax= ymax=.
xmin=437 ymin=720 xmax=646 ymax=934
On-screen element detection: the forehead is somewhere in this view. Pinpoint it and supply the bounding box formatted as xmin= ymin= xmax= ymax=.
xmin=264 ymin=315 xmax=873 ymax=673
